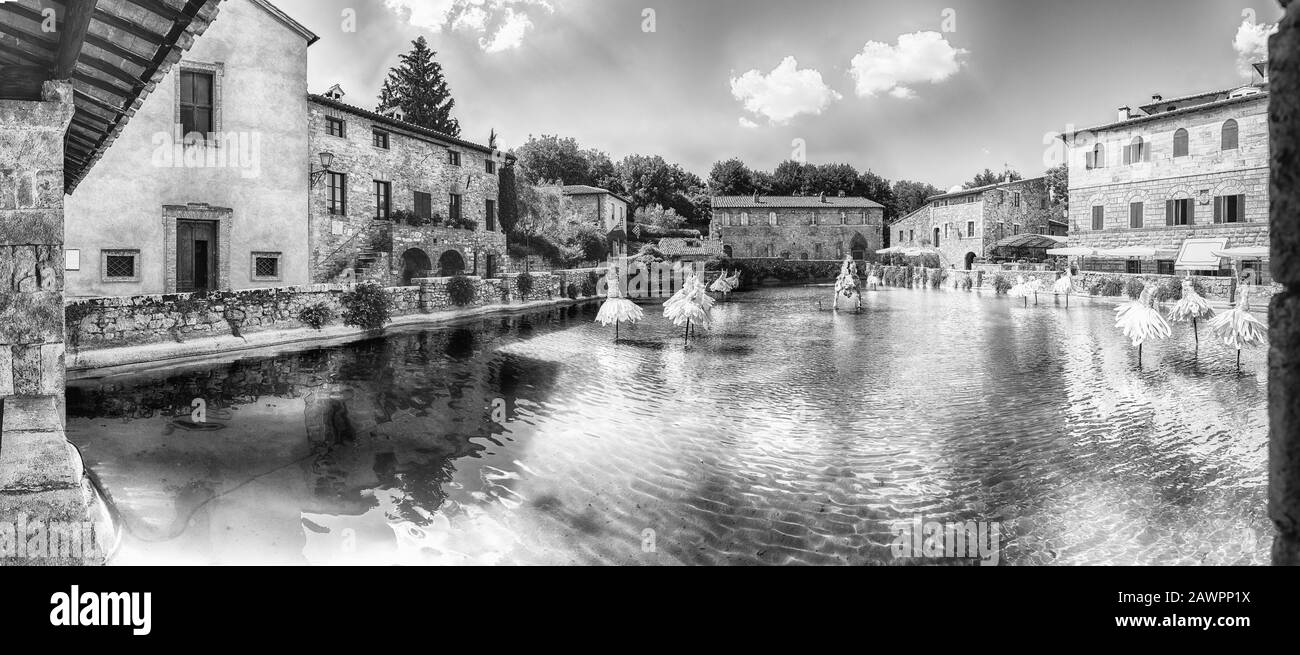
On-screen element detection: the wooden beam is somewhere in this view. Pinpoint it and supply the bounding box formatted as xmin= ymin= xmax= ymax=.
xmin=55 ymin=1 xmax=97 ymax=79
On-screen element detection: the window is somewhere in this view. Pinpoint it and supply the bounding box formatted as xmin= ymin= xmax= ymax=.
xmin=485 ymin=158 xmax=495 ymax=174
xmin=1126 ymin=260 xmax=1142 ymax=275
xmin=327 ymin=172 xmax=347 ymax=216
xmin=326 ymin=117 xmax=346 ymax=138
xmin=908 ymin=230 xmax=915 ymax=242
xmin=179 ymin=71 xmax=214 ymax=137
xmin=1012 ymin=192 xmax=1022 ymax=207
xmin=251 ymin=252 xmax=282 ymax=281
xmin=967 ymin=222 xmax=975 ymax=238
xmin=840 ymin=211 xmax=847 ymax=225
xmin=1087 ymin=143 xmax=1106 ymax=169
xmin=815 ymin=244 xmax=823 ymax=259
xmin=1157 ymin=260 xmax=1175 ymax=276
xmin=1092 ymin=205 xmax=1105 ymax=231
xmin=1129 ymin=202 xmax=1144 ymax=228
xmin=1173 ymin=128 xmax=1189 ymax=157
xmin=448 ymin=150 xmax=461 ymax=166
xmin=1222 ymin=119 xmax=1239 ymax=151
xmin=373 ymin=129 xmax=390 ymax=149
xmin=898 ymin=230 xmax=904 ymax=242
xmin=1124 ymin=137 xmax=1147 ymax=164
xmin=1013 ymin=224 xmax=1021 ymax=235
xmin=1214 ymin=194 xmax=1247 ymax=223
xmin=740 ymin=212 xmax=749 ymax=226
xmin=769 ymin=211 xmax=777 ymax=226
xmin=486 ymin=199 xmax=497 ymax=231
xmin=373 ymin=180 xmax=391 ymax=219
xmin=1166 ymin=198 xmax=1194 ymax=226
xmin=449 ymin=193 xmax=462 ymax=222
xmin=1040 ymin=197 xmax=1048 ymax=209
xmin=414 ymin=191 xmax=432 ymax=220
xmin=102 ymin=250 xmax=141 ymax=282
xmin=996 ymin=223 xmax=1004 ymax=240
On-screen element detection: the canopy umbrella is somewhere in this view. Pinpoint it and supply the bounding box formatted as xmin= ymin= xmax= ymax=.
xmin=1046 ymin=247 xmax=1096 ymax=257
xmin=1098 ymin=247 xmax=1179 ymax=258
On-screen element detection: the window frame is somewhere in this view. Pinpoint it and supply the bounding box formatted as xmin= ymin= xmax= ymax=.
xmin=326 ymin=172 xmax=347 ymax=216
xmin=373 ymin=180 xmax=391 ymax=219
xmin=101 ymin=249 xmax=142 ymax=283
xmin=486 ymin=199 xmax=497 ymax=232
xmin=414 ymin=191 xmax=433 ymax=220
xmin=1173 ymin=128 xmax=1189 ymax=158
xmin=1222 ymin=119 xmax=1239 ymax=151
xmin=372 ymin=129 xmax=390 ymax=149
xmin=448 ymin=150 xmax=462 ymax=166
xmin=449 ymin=192 xmax=463 ymax=223
xmin=251 ymin=251 xmax=283 ymax=282
xmin=1214 ymin=194 xmax=1247 ymax=224
xmin=326 ymin=117 xmax=346 ymax=138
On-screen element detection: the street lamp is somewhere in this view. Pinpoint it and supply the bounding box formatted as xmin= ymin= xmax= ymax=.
xmin=310 ymin=151 xmax=335 ymax=187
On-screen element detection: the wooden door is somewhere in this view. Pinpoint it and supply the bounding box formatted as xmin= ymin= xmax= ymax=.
xmin=177 ymin=220 xmax=217 ymax=292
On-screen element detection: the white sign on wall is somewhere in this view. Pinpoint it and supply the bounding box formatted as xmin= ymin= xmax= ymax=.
xmin=65 ymin=249 xmax=80 ymax=271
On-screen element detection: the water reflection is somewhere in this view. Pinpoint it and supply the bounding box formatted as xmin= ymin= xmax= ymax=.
xmin=67 ymin=290 xmax=1268 ymax=565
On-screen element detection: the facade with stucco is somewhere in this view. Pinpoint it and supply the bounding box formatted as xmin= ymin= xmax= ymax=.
xmin=62 ymin=0 xmax=317 ymax=299
xmin=710 ymin=195 xmax=884 ymax=261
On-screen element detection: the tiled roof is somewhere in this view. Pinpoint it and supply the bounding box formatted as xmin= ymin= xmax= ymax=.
xmin=712 ymin=195 xmax=884 ymax=209
xmin=308 ymin=94 xmax=508 ymax=156
xmin=927 ymin=176 xmax=1044 ymax=201
xmin=561 ymin=185 xmax=631 ymax=204
xmin=1065 ymin=90 xmax=1268 ymax=137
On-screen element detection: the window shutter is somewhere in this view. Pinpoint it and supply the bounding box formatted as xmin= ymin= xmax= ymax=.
xmin=1085 ymin=151 xmax=1094 ymax=169
xmin=1123 ymin=145 xmax=1132 ymax=165
xmin=1166 ymin=200 xmax=1174 ymax=226
xmin=1237 ymin=194 xmax=1247 ymax=222
xmin=1213 ymin=196 xmax=1223 ymax=224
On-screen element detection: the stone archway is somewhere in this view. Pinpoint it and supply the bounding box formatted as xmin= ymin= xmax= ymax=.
xmin=438 ymin=249 xmax=467 ymax=277
xmin=964 ymin=252 xmax=977 ymax=270
xmin=850 ymin=232 xmax=870 ymax=261
xmin=400 ymin=248 xmax=432 ymax=285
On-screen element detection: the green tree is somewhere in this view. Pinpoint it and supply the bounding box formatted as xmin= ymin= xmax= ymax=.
xmin=772 ymin=160 xmax=817 ymax=195
xmin=963 ymin=167 xmax=1022 ymax=189
xmin=811 ymin=163 xmax=861 ymax=197
xmin=634 ymin=205 xmax=686 ymax=230
xmin=891 ymin=180 xmax=943 ymax=219
xmin=376 ymin=37 xmax=460 ymax=137
xmin=708 ymin=158 xmax=755 ymax=196
xmin=513 ymin=134 xmax=591 ymax=185
xmin=858 ymin=169 xmax=896 ymax=220
xmin=1044 ymin=163 xmax=1069 ymax=214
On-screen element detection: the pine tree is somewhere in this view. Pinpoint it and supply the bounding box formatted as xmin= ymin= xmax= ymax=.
xmin=377 ymin=37 xmax=461 ymax=137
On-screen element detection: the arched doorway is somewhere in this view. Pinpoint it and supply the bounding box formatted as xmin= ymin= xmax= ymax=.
xmin=438 ymin=249 xmax=467 ymax=277
xmin=850 ymin=232 xmax=870 ymax=261
xmin=933 ymin=227 xmax=941 ymax=248
xmin=723 ymin=245 xmax=734 ymax=258
xmin=964 ymin=252 xmax=977 ymax=270
xmin=400 ymin=248 xmax=432 ymax=285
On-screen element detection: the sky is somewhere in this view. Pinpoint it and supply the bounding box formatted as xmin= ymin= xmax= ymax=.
xmin=272 ymin=0 xmax=1283 ymax=189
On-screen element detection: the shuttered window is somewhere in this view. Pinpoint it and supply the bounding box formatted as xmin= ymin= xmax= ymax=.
xmin=1222 ymin=120 xmax=1239 ymax=151
xmin=414 ymin=192 xmax=432 ymax=220
xmin=1129 ymin=202 xmax=1144 ymax=229
xmin=1213 ymin=194 xmax=1246 ymax=224
xmin=1091 ymin=206 xmax=1104 ymax=231
xmin=179 ymin=71 xmax=214 ymax=137
xmin=1173 ymin=128 xmax=1189 ymax=157
xmin=1166 ymin=199 xmax=1194 ymax=226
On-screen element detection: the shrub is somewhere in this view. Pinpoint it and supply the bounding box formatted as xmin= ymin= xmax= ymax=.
xmin=930 ymin=268 xmax=949 ymax=289
xmin=566 ymin=283 xmax=579 ymax=300
xmin=1124 ymin=278 xmax=1145 ymax=299
xmin=581 ymin=274 xmax=597 ymax=297
xmin=1093 ymin=277 xmax=1125 ymax=297
xmin=1153 ymin=277 xmax=1183 ymax=304
xmin=341 ymin=283 xmax=392 ymax=330
xmin=516 ymin=272 xmax=535 ymax=298
xmin=959 ymin=275 xmax=974 ymax=292
xmin=992 ymin=275 xmax=1012 ymax=295
xmin=447 ymin=275 xmax=477 ymax=307
xmin=298 ymin=302 xmax=333 ymax=330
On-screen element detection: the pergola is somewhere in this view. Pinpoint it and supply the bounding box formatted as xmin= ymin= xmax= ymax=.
xmin=0 ymin=0 xmax=223 ymax=192
xmin=990 ymin=233 xmax=1068 ymax=261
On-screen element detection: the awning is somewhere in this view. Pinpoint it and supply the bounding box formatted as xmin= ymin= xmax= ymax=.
xmin=1212 ymin=247 xmax=1269 ymax=260
xmin=1098 ymin=247 xmax=1180 ymax=258
xmin=1175 ymin=238 xmax=1230 ymax=271
xmin=1046 ymin=247 xmax=1096 ymax=257
xmin=992 ymin=234 xmax=1068 ymax=250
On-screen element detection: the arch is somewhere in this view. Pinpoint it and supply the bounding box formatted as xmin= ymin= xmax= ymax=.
xmin=1222 ymin=119 xmax=1239 ymax=150
xmin=437 ymin=249 xmax=467 ymax=277
xmin=1127 ymin=136 xmax=1145 ymax=163
xmin=1173 ymin=128 xmax=1189 ymax=157
xmin=964 ymin=252 xmax=977 ymax=270
xmin=849 ymin=232 xmax=870 ymax=260
xmin=400 ymin=248 xmax=433 ymax=286
xmin=722 ymin=245 xmax=734 ymax=258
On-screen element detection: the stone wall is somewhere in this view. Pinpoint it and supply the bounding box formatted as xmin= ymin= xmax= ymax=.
xmin=869 ymin=264 xmax=1268 ymax=302
xmin=712 ymin=206 xmax=885 ymax=260
xmin=0 ymin=82 xmax=74 ymax=407
xmin=64 ymin=269 xmax=608 ymax=353
xmin=890 ymin=178 xmax=1055 ymax=268
xmin=308 ymin=98 xmax=505 ymax=283
xmin=391 ymin=224 xmax=509 ymax=283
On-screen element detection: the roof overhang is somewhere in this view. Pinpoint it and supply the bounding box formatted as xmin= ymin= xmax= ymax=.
xmin=0 ymin=0 xmax=224 ymax=193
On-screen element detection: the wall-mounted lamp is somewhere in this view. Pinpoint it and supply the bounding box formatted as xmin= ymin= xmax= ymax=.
xmin=310 ymin=151 xmax=335 ymax=187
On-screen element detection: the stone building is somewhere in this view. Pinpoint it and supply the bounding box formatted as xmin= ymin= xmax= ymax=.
xmin=1062 ymin=71 xmax=1270 ymax=277
xmin=709 ymin=195 xmax=885 ymax=261
xmin=63 ymin=0 xmax=318 ymax=298
xmin=308 ymin=92 xmax=510 ymax=285
xmin=889 ymin=177 xmax=1055 ymax=269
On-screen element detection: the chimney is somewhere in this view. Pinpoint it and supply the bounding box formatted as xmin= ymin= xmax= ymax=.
xmin=1117 ymin=106 xmax=1131 ymax=122
xmin=1151 ymin=94 xmax=1162 ymax=103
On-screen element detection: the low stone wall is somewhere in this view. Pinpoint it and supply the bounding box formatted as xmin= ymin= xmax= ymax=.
xmin=65 ymin=270 xmax=606 ymax=353
xmin=871 ymin=264 xmax=1278 ymax=301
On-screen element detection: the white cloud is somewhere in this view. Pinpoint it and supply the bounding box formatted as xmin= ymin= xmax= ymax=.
xmin=738 ymin=117 xmax=760 ymax=129
xmin=1234 ymin=18 xmax=1277 ymax=78
xmin=384 ymin=0 xmax=554 ymax=53
xmin=730 ymin=56 xmax=842 ymax=125
xmin=849 ymin=31 xmax=967 ymax=98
